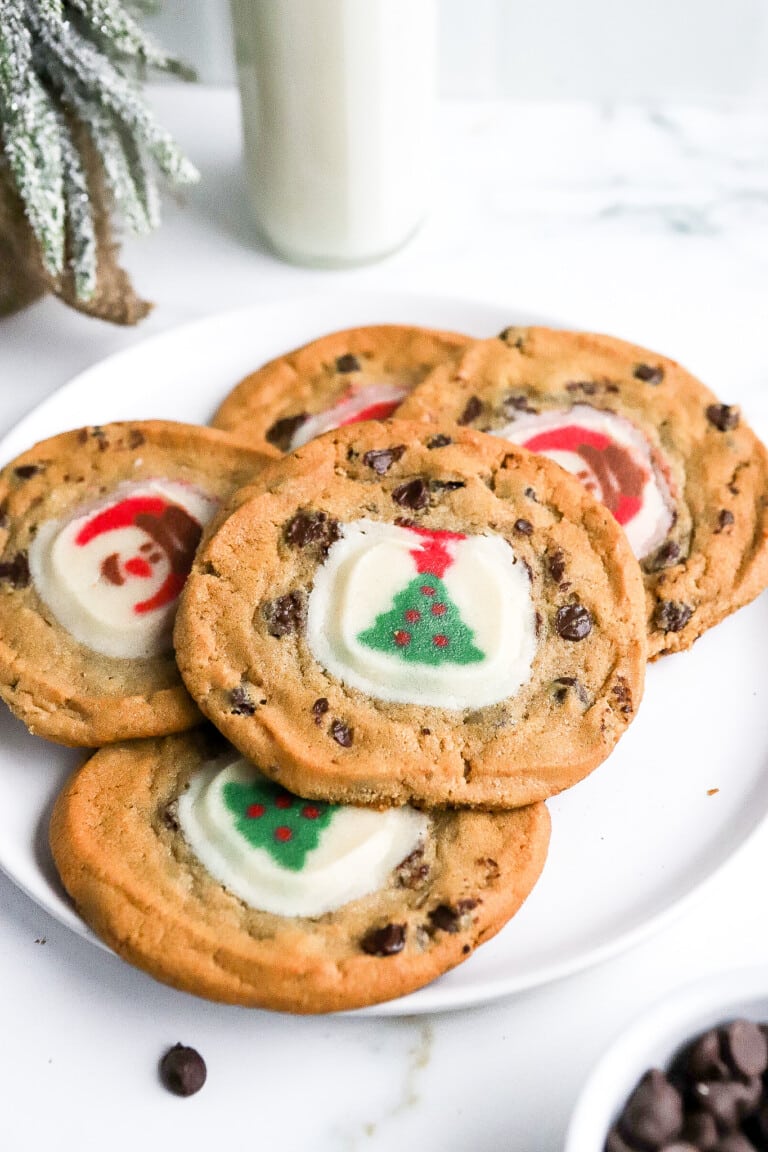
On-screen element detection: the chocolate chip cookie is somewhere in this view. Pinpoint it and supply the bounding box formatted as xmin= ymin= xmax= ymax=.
xmin=0 ymin=421 xmax=269 ymax=745
xmin=398 ymin=327 xmax=768 ymax=657
xmin=49 ymin=728 xmax=551 ymax=1013
xmin=210 ymin=325 xmax=471 ymax=455
xmin=174 ymin=420 xmax=647 ymax=809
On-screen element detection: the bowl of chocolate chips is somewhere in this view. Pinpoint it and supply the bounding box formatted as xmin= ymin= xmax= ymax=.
xmin=565 ymin=968 xmax=768 ymax=1152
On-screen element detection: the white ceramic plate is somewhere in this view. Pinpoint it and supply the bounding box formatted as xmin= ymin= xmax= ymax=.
xmin=2 ymin=292 xmax=768 ymax=1018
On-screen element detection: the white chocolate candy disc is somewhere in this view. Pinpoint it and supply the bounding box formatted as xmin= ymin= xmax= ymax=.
xmin=178 ymin=757 xmax=429 ymax=918
xmin=495 ymin=405 xmax=675 ymax=559
xmin=29 ymin=480 xmax=217 ymax=659
xmin=289 ymin=383 xmax=408 ymax=449
xmin=306 ymin=519 xmax=537 ymax=709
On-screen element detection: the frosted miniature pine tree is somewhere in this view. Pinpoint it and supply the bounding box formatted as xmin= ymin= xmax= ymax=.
xmin=358 ymin=526 xmax=484 ymax=666
xmin=223 ymin=776 xmax=336 ymax=871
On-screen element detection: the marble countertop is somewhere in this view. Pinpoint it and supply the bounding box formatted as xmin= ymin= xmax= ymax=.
xmin=2 ymin=88 xmax=768 ymax=1151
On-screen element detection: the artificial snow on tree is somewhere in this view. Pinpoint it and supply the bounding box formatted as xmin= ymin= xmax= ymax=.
xmin=0 ymin=0 xmax=198 ymax=324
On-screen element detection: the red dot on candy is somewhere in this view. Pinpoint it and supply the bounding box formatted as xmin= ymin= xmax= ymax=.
xmin=433 ymin=634 xmax=448 ymax=648
xmin=302 ymin=805 xmax=321 ymax=819
xmin=394 ymin=630 xmax=411 ymax=646
xmin=246 ymin=803 xmax=265 ymax=819
xmin=274 ymin=794 xmax=292 ymax=809
xmin=420 ymin=585 xmax=436 ymax=596
xmin=275 ymin=826 xmax=292 ymax=842
xmin=431 ymin=603 xmax=447 ymax=616
xmin=405 ymin=609 xmax=421 ymax=623
xmin=124 ymin=556 xmax=153 ymax=579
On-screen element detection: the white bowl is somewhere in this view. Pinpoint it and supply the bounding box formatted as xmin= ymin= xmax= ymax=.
xmin=565 ymin=967 xmax=768 ymax=1151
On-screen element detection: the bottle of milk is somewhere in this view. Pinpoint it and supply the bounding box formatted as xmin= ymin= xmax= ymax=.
xmin=229 ymin=0 xmax=436 ymax=267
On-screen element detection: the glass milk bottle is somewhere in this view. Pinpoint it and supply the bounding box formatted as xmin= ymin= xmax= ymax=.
xmin=229 ymin=0 xmax=436 ymax=267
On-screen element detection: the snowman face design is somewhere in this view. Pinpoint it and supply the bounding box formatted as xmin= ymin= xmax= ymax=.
xmin=496 ymin=405 xmax=676 ymax=559
xmin=305 ymin=519 xmax=538 ymax=709
xmin=288 ymin=383 xmax=407 ymax=449
xmin=29 ymin=481 xmax=218 ymax=659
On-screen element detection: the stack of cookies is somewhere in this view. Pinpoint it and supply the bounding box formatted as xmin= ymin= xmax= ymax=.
xmin=2 ymin=323 xmax=767 ymax=1014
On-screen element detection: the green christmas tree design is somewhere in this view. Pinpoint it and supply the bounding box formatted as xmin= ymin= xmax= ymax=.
xmin=358 ymin=575 xmax=484 ymax=666
xmin=222 ymin=777 xmax=336 ymax=871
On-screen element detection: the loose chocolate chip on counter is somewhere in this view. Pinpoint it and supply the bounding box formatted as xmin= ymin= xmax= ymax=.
xmin=513 ymin=518 xmax=533 ymax=536
xmin=360 ymin=923 xmax=406 ymax=956
xmin=716 ymin=509 xmax=735 ymax=533
xmin=362 ymin=446 xmax=405 ymax=475
xmin=396 ymin=847 xmax=430 ymax=889
xmin=634 ymin=363 xmax=665 ymax=385
xmin=547 ymin=549 xmax=567 ymax=583
xmin=14 ymin=464 xmax=41 ymax=480
xmin=283 ymin=511 xmax=341 ymax=555
xmin=427 ymin=434 xmax=452 ymax=449
xmin=0 ymin=551 xmax=30 ymax=588
xmin=618 ymin=1070 xmax=684 ymax=1150
xmin=266 ymin=413 xmax=309 ymax=451
xmin=391 ymin=478 xmax=430 ymax=511
xmin=262 ymin=591 xmax=306 ymax=637
xmin=706 ymin=404 xmax=740 ymax=432
xmin=653 ymin=600 xmax=693 ymax=633
xmin=159 ymin=1044 xmax=207 ymax=1097
xmin=457 ymin=396 xmax=483 ymax=425
xmin=335 ymin=353 xmax=362 ymax=373
xmin=555 ymin=603 xmax=593 ymax=641
xmin=229 ymin=685 xmax=256 ymax=716
xmin=643 ymin=540 xmax=682 ymax=573
xmin=312 ymin=697 xmax=329 ymax=725
xmin=330 ymin=719 xmax=353 ymax=747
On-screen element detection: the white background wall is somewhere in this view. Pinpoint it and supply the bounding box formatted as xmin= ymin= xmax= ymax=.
xmin=146 ymin=0 xmax=768 ymax=102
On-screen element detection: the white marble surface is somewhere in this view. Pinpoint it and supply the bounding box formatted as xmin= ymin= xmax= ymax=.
xmin=3 ymin=88 xmax=768 ymax=1150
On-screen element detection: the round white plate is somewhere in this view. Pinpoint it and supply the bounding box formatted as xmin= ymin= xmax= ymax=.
xmin=1 ymin=292 xmax=768 ymax=1018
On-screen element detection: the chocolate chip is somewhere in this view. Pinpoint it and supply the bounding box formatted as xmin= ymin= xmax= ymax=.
xmin=498 ymin=326 xmax=526 ymax=348
xmin=262 ymin=591 xmax=306 ymax=637
xmin=229 ymin=685 xmax=256 ymax=716
xmin=427 ymin=434 xmax=452 ymax=449
xmin=0 ymin=551 xmax=30 ymax=588
xmin=566 ymin=380 xmax=598 ymax=396
xmin=524 ymin=487 xmax=538 ymax=501
xmin=502 ymin=393 xmax=538 ymax=417
xmin=162 ymin=805 xmax=180 ymax=832
xmin=654 ymin=600 xmax=693 ymax=633
xmin=391 ymin=478 xmax=429 ymax=510
xmin=128 ymin=429 xmax=145 ymax=449
xmin=514 ymin=518 xmax=533 ymax=536
xmin=330 ymin=719 xmax=353 ymax=747
xmin=159 ymin=1044 xmax=207 ymax=1097
xmin=360 ymin=923 xmax=406 ymax=956
xmin=611 ymin=678 xmax=633 ymax=715
xmin=363 ymin=446 xmax=405 ymax=475
xmin=396 ymin=848 xmax=430 ymax=889
xmin=722 ymin=1020 xmax=768 ymax=1078
xmin=634 ymin=363 xmax=665 ymax=385
xmin=547 ymin=549 xmax=567 ymax=583
xmin=555 ymin=603 xmax=593 ymax=641
xmin=604 ymin=1129 xmax=639 ymax=1152
xmin=336 ymin=353 xmax=361 ymax=373
xmin=283 ymin=511 xmax=341 ymax=555
xmin=716 ymin=509 xmax=735 ymax=533
xmin=13 ymin=464 xmax=41 ymax=480
xmin=428 ymin=900 xmax=477 ymax=934
xmin=680 ymin=1111 xmax=719 ymax=1148
xmin=457 ymin=396 xmax=482 ymax=425
xmin=706 ymin=404 xmax=740 ymax=432
xmin=312 ymin=697 xmax=329 ymax=725
xmin=552 ymin=676 xmax=589 ymax=705
xmin=692 ymin=1079 xmax=759 ymax=1130
xmin=643 ymin=540 xmax=681 ymax=572
xmin=714 ymin=1135 xmax=759 ymax=1152
xmin=619 ymin=1070 xmax=684 ymax=1149
xmin=266 ymin=413 xmax=308 ymax=451
xmin=430 ymin=479 xmax=466 ymax=492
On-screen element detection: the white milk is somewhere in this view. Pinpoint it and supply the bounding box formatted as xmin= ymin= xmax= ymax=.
xmin=230 ymin=0 xmax=436 ymax=266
